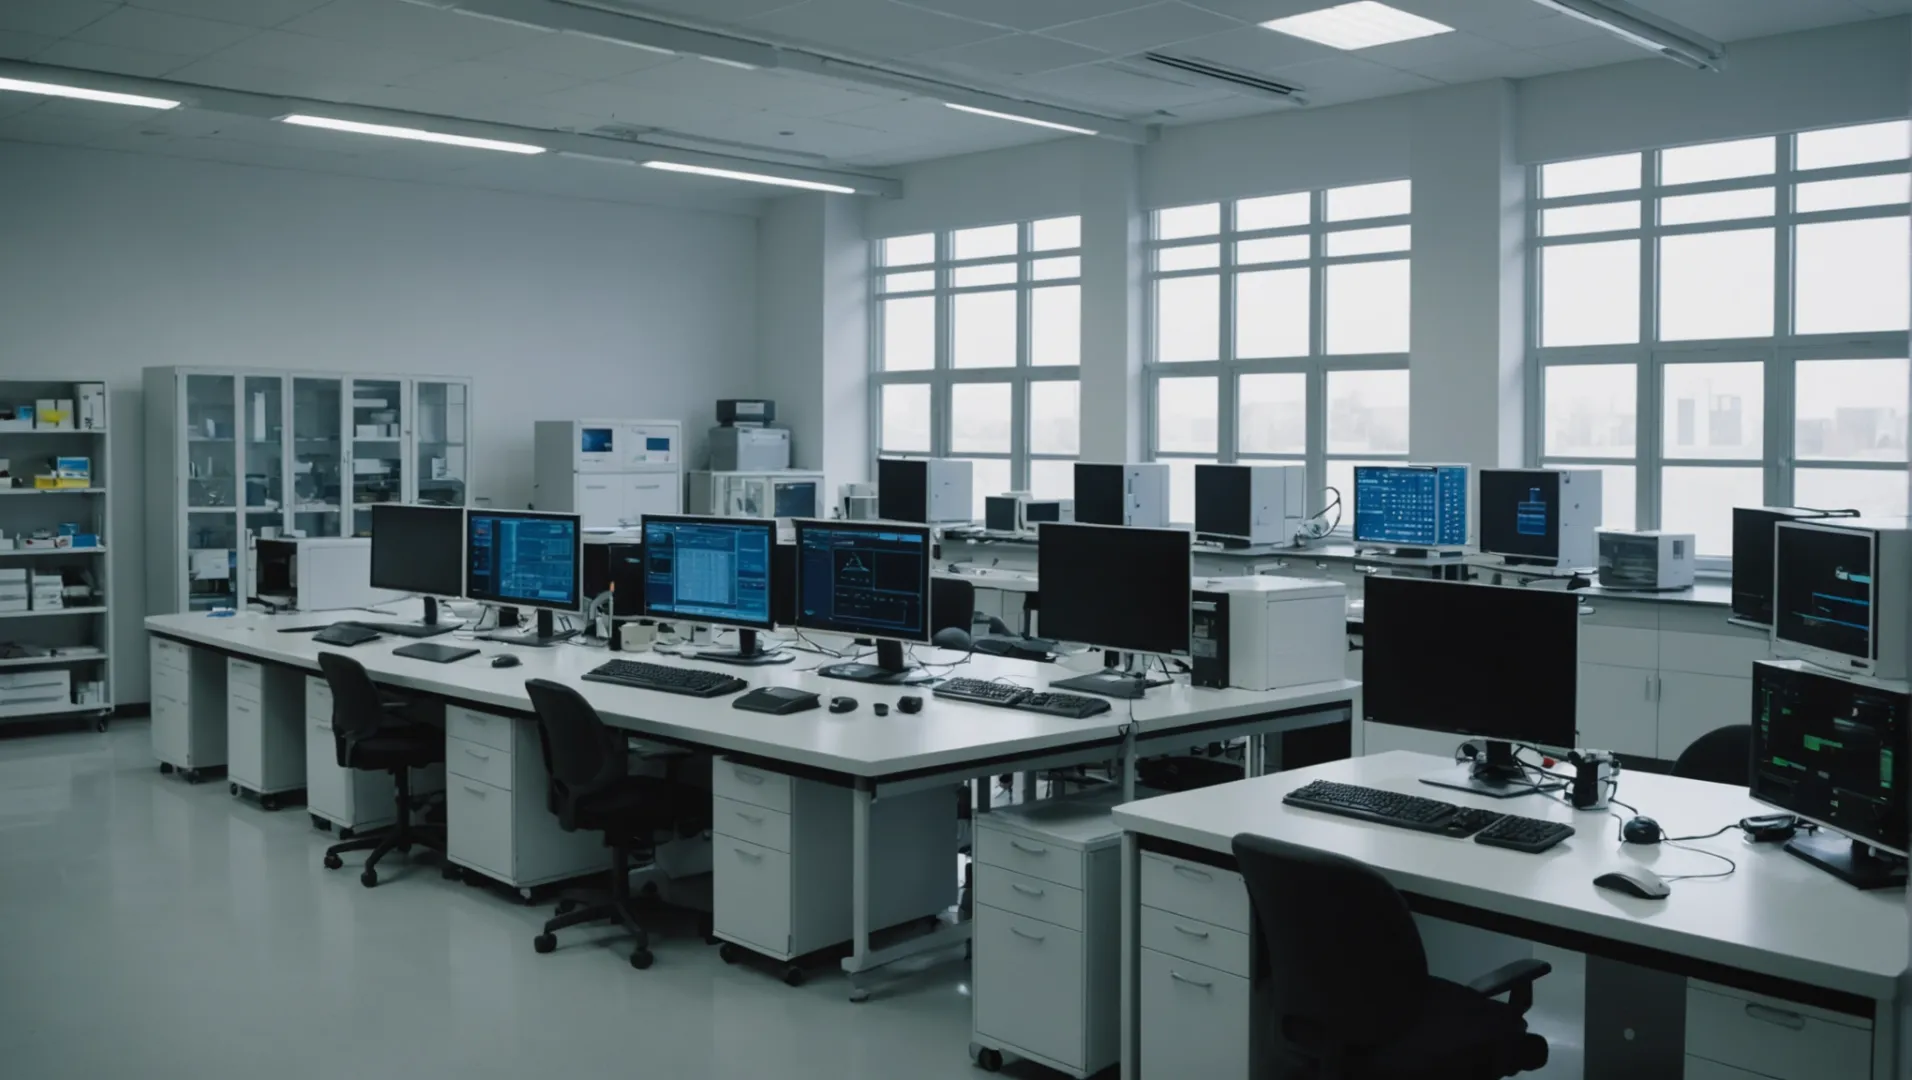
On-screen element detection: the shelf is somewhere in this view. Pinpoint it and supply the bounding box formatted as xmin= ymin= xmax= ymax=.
xmin=0 ymin=547 xmax=106 ymax=556
xmin=0 ymin=487 xmax=104 ymax=496
xmin=0 ymin=700 xmax=112 ymax=721
xmin=0 ymin=649 xmax=106 ymax=668
xmin=0 ymin=606 xmax=107 ymax=618
xmin=0 ymin=428 xmax=105 ymax=436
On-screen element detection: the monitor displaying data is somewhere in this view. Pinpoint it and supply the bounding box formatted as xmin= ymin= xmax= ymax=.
xmin=1752 ymin=662 xmax=1908 ymax=855
xmin=465 ymin=510 xmax=580 ymax=612
xmin=640 ymin=516 xmax=774 ymax=631
xmin=1352 ymin=464 xmax=1468 ymax=548
xmin=1775 ymin=522 xmax=1874 ymax=663
xmin=1478 ymin=470 xmax=1557 ymax=562
xmin=793 ymin=521 xmax=930 ymax=643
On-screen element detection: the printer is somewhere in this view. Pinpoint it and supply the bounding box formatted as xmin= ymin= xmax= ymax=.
xmin=1190 ymin=575 xmax=1347 ymax=691
xmin=708 ymin=398 xmax=790 ymax=472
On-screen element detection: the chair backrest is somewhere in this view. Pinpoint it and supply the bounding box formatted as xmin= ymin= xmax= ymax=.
xmin=931 ymin=576 xmax=975 ymax=637
xmin=525 ymin=678 xmax=628 ymax=831
xmin=1673 ymin=724 xmax=1753 ymax=786
xmin=1232 ymin=833 xmax=1428 ymax=1057
xmin=318 ymin=652 xmax=390 ymax=766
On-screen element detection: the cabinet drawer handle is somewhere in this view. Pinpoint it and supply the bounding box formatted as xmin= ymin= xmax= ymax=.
xmin=464 ymin=747 xmax=489 ymax=759
xmin=1172 ymin=924 xmax=1210 ymax=940
xmin=1169 ymin=971 xmax=1213 ymax=989
xmin=1009 ymin=839 xmax=1048 ymax=856
xmin=1009 ymin=926 xmax=1046 ymax=943
xmin=1171 ymin=863 xmax=1212 ymax=882
xmin=462 ymin=784 xmax=487 ymax=797
xmin=735 ymin=811 xmax=764 ymax=824
xmin=1009 ymin=882 xmax=1045 ymax=898
xmin=733 ymin=769 xmax=765 ymax=785
xmin=733 ymin=847 xmax=764 ymax=862
xmin=1744 ymin=1003 xmax=1806 ymax=1031
xmin=315 ymin=721 xmax=332 ymax=732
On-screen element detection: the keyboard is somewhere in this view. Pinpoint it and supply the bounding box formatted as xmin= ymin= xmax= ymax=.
xmin=933 ymin=678 xmax=1031 ymax=706
xmin=1473 ymin=815 xmax=1576 ymax=853
xmin=1282 ymin=780 xmax=1573 ymax=852
xmin=582 ymin=660 xmax=747 ymax=699
xmin=1016 ymin=692 xmax=1112 ymax=719
xmin=342 ymin=620 xmax=453 ymax=639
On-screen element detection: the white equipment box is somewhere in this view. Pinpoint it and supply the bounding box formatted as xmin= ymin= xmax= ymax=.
xmin=533 ymin=419 xmax=682 ymax=529
xmin=1195 ymin=575 xmax=1347 ymax=691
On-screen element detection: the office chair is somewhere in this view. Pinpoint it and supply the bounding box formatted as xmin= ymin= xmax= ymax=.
xmin=1673 ymin=725 xmax=1752 ymax=786
xmin=1232 ymin=833 xmax=1551 ymax=1079
xmin=317 ymin=652 xmax=446 ymax=888
xmin=524 ymin=678 xmax=710 ymax=970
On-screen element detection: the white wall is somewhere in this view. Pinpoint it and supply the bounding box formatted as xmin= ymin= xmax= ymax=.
xmin=0 ymin=142 xmax=760 ymax=705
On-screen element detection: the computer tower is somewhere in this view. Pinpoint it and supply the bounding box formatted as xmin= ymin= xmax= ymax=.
xmin=1479 ymin=468 xmax=1602 ymax=569
xmin=1190 ymin=589 xmax=1231 ymax=689
xmin=1732 ymin=507 xmax=1822 ymax=626
xmin=877 ymin=458 xmax=973 ymax=525
xmin=1073 ymin=463 xmax=1169 ymax=528
xmin=1191 ymin=575 xmax=1347 ymax=691
xmin=1194 ymin=463 xmax=1305 ymax=547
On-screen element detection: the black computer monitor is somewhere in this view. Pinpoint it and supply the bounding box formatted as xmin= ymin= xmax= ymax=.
xmin=1352 ymin=464 xmax=1469 ymax=550
xmin=369 ymin=503 xmax=465 ymax=627
xmin=1731 ymin=507 xmax=1808 ymax=627
xmin=1478 ymin=470 xmax=1558 ymax=565
xmin=876 ymin=458 xmax=927 ymax=524
xmin=793 ymin=519 xmax=932 ymax=682
xmin=1037 ymin=523 xmax=1190 ymax=699
xmin=465 ymin=509 xmax=581 ymax=646
xmin=1751 ymin=661 xmax=1909 ymax=888
xmin=607 ymin=542 xmax=646 ymax=619
xmin=640 ymin=515 xmax=784 ymax=665
xmin=1073 ymin=463 xmax=1124 ymax=526
xmin=1361 ymin=576 xmax=1578 ymax=798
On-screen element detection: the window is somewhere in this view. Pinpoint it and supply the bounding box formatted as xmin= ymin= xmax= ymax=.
xmin=1147 ymin=181 xmax=1412 ymax=524
xmin=870 ymin=217 xmax=1083 ymax=517
xmin=1532 ymin=122 xmax=1910 ymax=556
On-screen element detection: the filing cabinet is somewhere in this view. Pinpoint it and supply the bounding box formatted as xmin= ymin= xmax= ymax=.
xmin=150 ymin=638 xmax=226 ymax=780
xmin=303 ymin=676 xmax=442 ymax=835
xmin=443 ymin=705 xmax=603 ymax=890
xmin=1137 ymin=850 xmax=1252 ymax=1080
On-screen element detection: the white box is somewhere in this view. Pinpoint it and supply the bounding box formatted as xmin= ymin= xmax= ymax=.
xmin=1195 ymin=575 xmax=1348 ymax=691
xmin=1074 ymin=463 xmax=1170 ymax=528
xmin=0 ymin=669 xmax=70 ymax=706
xmin=1194 ymin=463 xmax=1305 ymax=547
xmin=1597 ymin=530 xmax=1696 ymax=591
xmin=0 ymin=567 xmax=27 ymax=582
xmin=78 ymin=384 xmax=105 ymax=430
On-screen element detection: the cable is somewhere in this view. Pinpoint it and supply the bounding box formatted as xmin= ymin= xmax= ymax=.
xmin=1293 ymin=486 xmax=1343 ymax=545
xmin=1660 ymin=840 xmax=1737 ymax=881
xmin=1664 ymin=824 xmax=1737 ymax=843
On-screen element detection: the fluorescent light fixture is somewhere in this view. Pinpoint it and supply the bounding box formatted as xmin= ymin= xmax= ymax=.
xmin=642 ymin=160 xmax=856 ymax=194
xmin=565 ymin=29 xmax=676 ymax=56
xmin=1526 ymin=0 xmax=1724 ymax=71
xmin=0 ymin=76 xmax=178 ymax=109
xmin=943 ymin=102 xmax=1097 ymax=137
xmin=281 ymin=114 xmax=546 ymax=154
xmin=699 ymin=55 xmax=758 ymax=71
xmin=1260 ymin=1 xmax=1453 ymax=51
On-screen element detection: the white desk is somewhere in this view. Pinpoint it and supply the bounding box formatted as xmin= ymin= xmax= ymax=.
xmin=145 ymin=609 xmax=1357 ymax=999
xmin=1111 ymin=751 xmax=1907 ymax=1079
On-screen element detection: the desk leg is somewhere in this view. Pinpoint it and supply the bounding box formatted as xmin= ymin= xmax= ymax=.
xmin=1119 ymin=830 xmax=1139 ymax=1080
xmin=1584 ymin=955 xmax=1684 ymax=1080
xmin=846 ymin=785 xmax=873 ymax=1003
xmin=1246 ymin=734 xmax=1265 ymax=778
xmin=1121 ymin=728 xmax=1137 ymax=802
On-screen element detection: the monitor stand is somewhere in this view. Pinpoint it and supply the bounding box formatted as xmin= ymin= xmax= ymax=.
xmin=1420 ymin=740 xmax=1563 ymax=800
xmin=1785 ymin=831 xmax=1908 ymax=890
xmin=697 ymin=629 xmax=793 ymax=666
xmin=480 ymin=608 xmax=575 ymax=648
xmin=819 ymin=640 xmax=917 ymax=684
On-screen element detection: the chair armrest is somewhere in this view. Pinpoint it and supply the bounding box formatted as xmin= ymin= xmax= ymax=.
xmin=1467 ymin=958 xmax=1552 ymax=1015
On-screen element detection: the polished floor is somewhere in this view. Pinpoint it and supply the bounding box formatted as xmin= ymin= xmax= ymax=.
xmin=0 ymin=722 xmax=1586 ymax=1080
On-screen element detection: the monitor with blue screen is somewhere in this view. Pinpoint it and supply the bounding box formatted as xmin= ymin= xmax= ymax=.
xmin=465 ymin=509 xmax=580 ymax=646
xmin=640 ymin=515 xmax=784 ymax=664
xmin=1352 ymin=464 xmax=1469 ymax=550
xmin=793 ymin=519 xmax=932 ymax=683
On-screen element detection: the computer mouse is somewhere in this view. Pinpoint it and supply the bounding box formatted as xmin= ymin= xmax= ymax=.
xmin=490 ymin=655 xmax=521 ymax=669
xmin=898 ymin=696 xmax=923 ymax=714
xmin=829 ymin=696 xmax=857 ymax=714
xmin=873 ymin=702 xmax=890 ymax=717
xmin=1594 ymin=867 xmax=1670 ymax=900
xmin=1621 ymin=816 xmax=1663 ymax=845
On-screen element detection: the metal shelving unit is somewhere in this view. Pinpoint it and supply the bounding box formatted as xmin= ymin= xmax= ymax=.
xmin=0 ymin=378 xmax=113 ymax=732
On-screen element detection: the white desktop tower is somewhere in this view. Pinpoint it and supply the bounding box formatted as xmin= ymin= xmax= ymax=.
xmin=533 ymin=419 xmax=683 ymax=529
xmin=1554 ymin=469 xmax=1602 ymax=569
xmin=1076 ymin=463 xmax=1169 ymax=528
xmin=1191 ymin=575 xmax=1347 ymax=691
xmin=1195 ymin=463 xmax=1305 ymax=546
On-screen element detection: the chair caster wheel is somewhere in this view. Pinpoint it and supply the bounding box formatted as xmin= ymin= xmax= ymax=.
xmin=360 ymin=869 xmax=378 ymax=888
xmin=533 ymin=933 xmax=557 ymax=955
xmin=518 ymin=887 xmax=536 ymax=905
xmin=96 ymin=718 xmax=108 ymax=733
xmin=718 ymin=943 xmax=742 ymax=965
xmin=310 ymin=814 xmax=331 ymax=832
xmin=260 ymin=794 xmax=281 ymax=812
xmin=441 ymin=864 xmax=462 ymax=880
xmin=323 ymin=853 xmax=343 ymax=870
xmin=229 ymin=782 xmax=241 ymax=797
xmin=848 ymin=987 xmax=870 ymax=1003
xmin=338 ymin=827 xmax=355 ymax=840
xmin=184 ymin=769 xmax=203 ymax=784
xmin=639 ymin=881 xmax=661 ymax=901
xmin=159 ymin=763 xmax=174 ymax=775
xmin=977 ymin=1047 xmax=1003 ymax=1072
xmin=630 ymin=948 xmax=654 ymax=970
xmin=782 ymin=966 xmax=805 ymax=987
xmin=555 ymin=899 xmax=579 ymax=915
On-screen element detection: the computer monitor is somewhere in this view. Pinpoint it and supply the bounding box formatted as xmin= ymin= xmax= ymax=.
xmin=464 ymin=509 xmax=581 ymax=646
xmin=1772 ymin=519 xmax=1910 ymax=681
xmin=793 ymin=519 xmax=932 ymax=682
xmin=640 ymin=515 xmax=783 ymax=665
xmin=1361 ymin=575 xmax=1578 ymax=798
xmin=369 ymin=503 xmax=465 ymax=629
xmin=1352 ymin=464 xmax=1469 ymax=551
xmin=1751 ymin=660 xmax=1909 ymax=888
xmin=1478 ymin=468 xmax=1602 ymax=569
xmin=1037 ymin=523 xmax=1190 ymax=699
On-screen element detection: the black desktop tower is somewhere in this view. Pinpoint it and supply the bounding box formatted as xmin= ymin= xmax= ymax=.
xmin=771 ymin=542 xmax=796 ymax=627
xmin=1194 ymin=464 xmax=1252 ymax=545
xmin=1732 ymin=507 xmax=1829 ymax=625
xmin=1075 ymin=464 xmax=1124 ymax=526
xmin=1190 ymin=589 xmax=1231 ymax=689
xmin=877 ymin=458 xmax=928 ymax=524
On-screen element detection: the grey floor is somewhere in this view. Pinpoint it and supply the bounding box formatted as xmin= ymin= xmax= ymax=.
xmin=0 ymin=722 xmax=1587 ymax=1080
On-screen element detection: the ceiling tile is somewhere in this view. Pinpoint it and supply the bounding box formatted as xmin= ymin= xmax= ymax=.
xmin=1397 ymin=0 xmax=1568 ymax=34
xmin=747 ymin=0 xmax=1007 ymax=59
xmin=595 ymin=0 xmax=811 ymax=23
xmin=1181 ymin=0 xmax=1334 ymax=21
xmin=1266 ymin=55 xmax=1440 ymax=103
xmin=124 ymin=0 xmax=331 ymax=28
xmin=278 ymin=0 xmax=545 ymax=61
xmin=677 ymin=109 xmax=902 ymax=159
xmin=1357 ymin=29 xmax=1507 ymax=71
xmin=69 ymin=7 xmax=261 ymax=55
xmin=186 ymin=29 xmax=448 ymax=83
xmin=1042 ymin=3 xmax=1242 ymax=55
xmin=1407 ymin=47 xmax=1558 ymax=84
xmin=612 ymin=61 xmax=896 ymax=117
xmin=896 ymin=0 xmax=1155 ymax=33
xmin=1015 ymin=61 xmax=1234 ymax=111
xmin=524 ymin=81 xmax=752 ymax=131
xmin=1524 ymin=33 xmax=1654 ymax=71
xmin=164 ymin=53 xmax=402 ymax=101
xmin=485 ymin=32 xmax=679 ymax=79
xmin=395 ymin=59 xmax=584 ymax=102
xmin=30 ymin=39 xmax=202 ymax=78
xmin=0 ymin=30 xmax=56 ymax=59
xmin=1465 ymin=13 xmax=1607 ymax=49
xmin=1171 ymin=23 xmax=1338 ymax=70
xmin=919 ymin=32 xmax=1108 ymax=76
xmin=1155 ymin=94 xmax=1283 ymax=124
xmin=0 ymin=0 xmax=120 ymax=38
xmin=1643 ymin=0 xmax=1873 ymax=40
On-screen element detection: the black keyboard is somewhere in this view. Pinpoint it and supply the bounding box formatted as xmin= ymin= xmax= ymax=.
xmin=343 ymin=620 xmax=452 ymax=639
xmin=934 ymin=678 xmax=1030 ymax=706
xmin=582 ymin=660 xmax=747 ymax=698
xmin=1473 ymin=815 xmax=1576 ymax=853
xmin=1016 ymin=692 xmax=1112 ymax=719
xmin=1283 ymin=780 xmax=1572 ymax=852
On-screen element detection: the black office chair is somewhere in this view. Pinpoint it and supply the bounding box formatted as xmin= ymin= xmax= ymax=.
xmin=1673 ymin=725 xmax=1752 ymax=786
xmin=524 ymin=678 xmax=710 ymax=970
xmin=1232 ymin=833 xmax=1551 ymax=1079
xmin=317 ymin=652 xmax=446 ymax=888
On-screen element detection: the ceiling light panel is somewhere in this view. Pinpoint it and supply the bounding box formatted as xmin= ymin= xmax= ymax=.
xmin=642 ymin=161 xmax=857 ymax=194
xmin=944 ymin=102 xmax=1098 ymax=136
xmin=281 ymin=115 xmax=547 ymax=154
xmin=1260 ymin=2 xmax=1454 ymax=51
xmin=0 ymin=76 xmax=180 ymax=110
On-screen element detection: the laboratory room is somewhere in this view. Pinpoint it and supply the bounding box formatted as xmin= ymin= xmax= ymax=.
xmin=1 ymin=1 xmax=1910 ymax=1078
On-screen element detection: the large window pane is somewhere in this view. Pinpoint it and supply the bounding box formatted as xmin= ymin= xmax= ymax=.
xmin=955 ymin=458 xmax=1012 ymax=519
xmin=1661 ymin=136 xmax=1775 ymax=185
xmin=1236 ymin=268 xmax=1309 ymax=359
xmin=881 ymin=271 xmax=933 ymax=293
xmin=1031 ymin=216 xmax=1080 ymax=251
xmin=1156 ymin=275 xmax=1220 ymax=363
xmin=1662 ymin=361 xmax=1763 ymax=460
xmin=1326 ymin=180 xmax=1410 ymax=222
xmin=1797 ymin=121 xmax=1912 ymax=171
xmin=1031 ymin=286 xmax=1080 ymax=367
xmin=1544 ymin=363 xmax=1637 ymax=459
xmin=1541 ymin=240 xmax=1639 ymax=346
xmin=1794 ymin=359 xmax=1909 ymax=462
xmin=1796 ymin=175 xmax=1910 ymax=213
xmin=952 ymin=290 xmax=1016 ymax=368
xmin=1795 ymin=217 xmax=1911 ymax=335
xmin=1658 ymin=229 xmax=1774 ymax=341
xmin=881 ymin=296 xmax=934 ymax=371
xmin=1163 ymin=458 xmax=1216 ymax=525
xmin=1030 ymin=381 xmax=1079 ymax=455
xmin=1660 ymin=466 xmax=1763 ymax=557
xmin=1542 ymin=202 xmax=1641 ymax=237
xmin=953 ymin=262 xmax=1017 ymax=287
xmin=953 ymin=223 xmax=1017 ymax=260
xmin=1326 ymin=225 xmax=1411 ymax=256
xmin=1237 ymin=235 xmax=1310 ymax=264
xmin=1158 ymin=244 xmax=1221 ymax=271
xmin=1237 ymin=191 xmax=1309 ymax=231
xmin=880 ymin=384 xmax=930 ymax=452
xmin=1029 ymin=459 xmax=1075 ymax=500
xmin=1238 ymin=373 xmax=1306 ymax=455
xmin=882 ymin=233 xmax=933 ymax=266
xmin=1326 ymin=369 xmax=1410 ymax=454
xmin=1542 ymin=152 xmax=1641 ymax=198
xmin=1158 ymin=203 xmax=1220 ymax=240
xmin=1326 ymin=260 xmax=1409 ymax=354
xmin=1659 ymin=187 xmax=1775 ymax=226
xmin=1156 ymin=376 xmax=1218 ymax=453
xmin=1795 ymin=468 xmax=1910 ymax=519
xmin=1032 ymin=257 xmax=1080 ymax=280
xmin=950 ymin=383 xmax=1011 ymax=453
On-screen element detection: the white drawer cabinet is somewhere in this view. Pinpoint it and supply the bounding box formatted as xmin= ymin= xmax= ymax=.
xmin=1684 ymin=981 xmax=1871 ymax=1080
xmin=1137 ymin=851 xmax=1253 ymax=1080
xmin=227 ymin=657 xmax=305 ymax=802
xmin=971 ymin=793 xmax=1122 ymax=1078
xmin=304 ymin=676 xmax=443 ymax=835
xmin=443 ymin=707 xmax=603 ymax=890
xmin=1570 ymin=598 xmax=1771 ymax=763
xmin=710 ymin=755 xmax=956 ymax=964
xmin=150 ymin=639 xmax=226 ymax=777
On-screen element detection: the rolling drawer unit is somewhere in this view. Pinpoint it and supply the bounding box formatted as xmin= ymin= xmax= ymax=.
xmin=1684 ymin=980 xmax=1872 ymax=1080
xmin=303 ymin=676 xmax=443 ymax=836
xmin=1137 ymin=850 xmax=1253 ymax=1080
xmin=226 ymin=657 xmax=305 ymax=807
xmin=443 ymin=705 xmax=604 ymax=893
xmin=150 ymin=636 xmax=226 ymax=782
xmin=970 ymin=793 xmax=1124 ymax=1077
xmin=711 ymin=756 xmax=956 ymax=976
